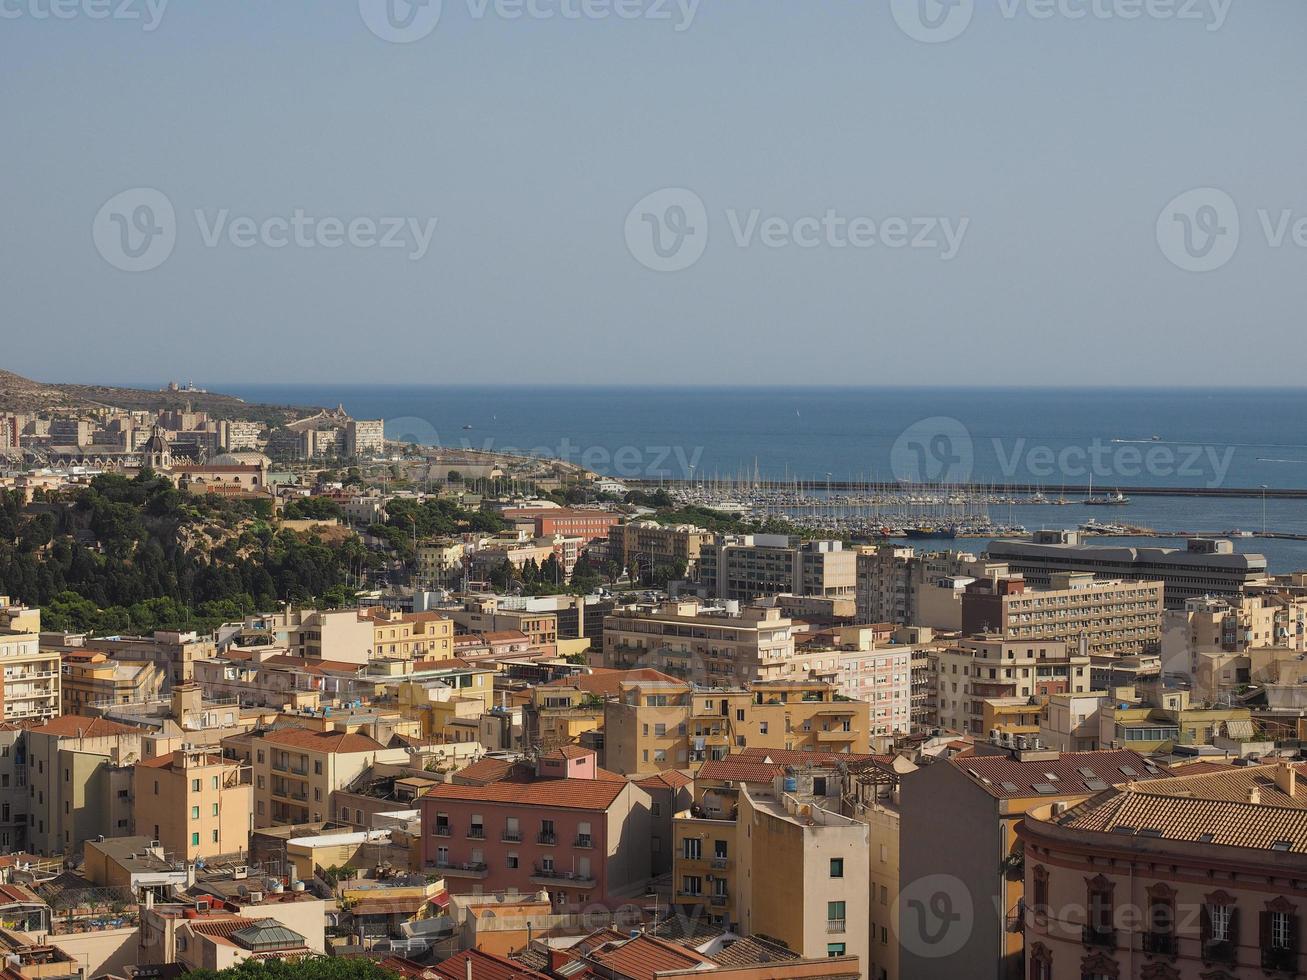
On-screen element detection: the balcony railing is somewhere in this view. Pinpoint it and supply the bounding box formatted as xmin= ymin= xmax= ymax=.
xmin=1142 ymin=932 xmax=1176 ymax=956
xmin=1202 ymin=939 xmax=1237 ymax=964
xmin=530 ymin=867 xmax=596 ymax=887
xmin=711 ymin=857 xmax=729 ymax=870
xmin=1083 ymin=926 xmax=1116 ymax=949
xmin=574 ymin=835 xmax=593 ymax=848
xmin=826 ymin=919 xmax=846 ymax=935
xmin=502 ymin=831 xmax=522 ymax=843
xmin=1262 ymin=947 xmax=1297 ymax=973
xmin=710 ymin=894 xmax=728 ymax=907
xmin=467 ymin=828 xmax=485 ymax=839
xmin=432 ymin=826 xmax=452 ymax=837
xmin=538 ymin=832 xmax=557 ymax=845
xmin=429 ymin=861 xmax=488 ymax=879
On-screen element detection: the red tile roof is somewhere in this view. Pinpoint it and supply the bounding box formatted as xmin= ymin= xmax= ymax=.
xmin=636 ymin=770 xmax=694 ymax=791
xmin=261 ymin=728 xmax=386 ymax=753
xmin=588 ymin=935 xmax=713 ymax=980
xmin=953 ymin=749 xmax=1166 ymax=799
xmin=27 ymin=715 xmax=142 ymax=739
xmin=696 ymin=758 xmax=787 ymax=785
xmin=422 ymin=777 xmax=626 ymax=811
xmin=453 ymin=756 xmax=518 ymax=785
xmin=737 ymin=747 xmax=880 ymax=766
xmin=431 ymin=949 xmax=550 ymax=980
xmin=542 ymin=668 xmax=684 ymax=698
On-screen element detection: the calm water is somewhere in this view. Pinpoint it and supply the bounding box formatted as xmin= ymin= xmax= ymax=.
xmin=225 ymin=384 xmax=1307 ymax=571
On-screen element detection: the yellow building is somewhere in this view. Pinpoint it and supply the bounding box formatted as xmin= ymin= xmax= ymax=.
xmin=360 ymin=607 xmax=454 ymax=661
xmin=61 ymin=651 xmax=165 ymax=714
xmin=133 ymin=748 xmax=253 ymax=861
xmin=0 ymin=626 xmax=60 ymax=723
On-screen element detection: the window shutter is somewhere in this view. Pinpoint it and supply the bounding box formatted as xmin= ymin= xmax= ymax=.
xmin=1230 ymin=907 xmax=1240 ymax=946
xmin=1261 ymin=911 xmax=1272 ymax=951
xmin=1290 ymin=913 xmax=1301 ymax=955
xmin=1200 ymin=904 xmax=1211 ymax=945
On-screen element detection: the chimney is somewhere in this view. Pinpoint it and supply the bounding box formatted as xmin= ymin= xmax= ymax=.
xmin=1248 ymin=786 xmax=1261 ymax=805
xmin=465 ymin=955 xmax=473 ymax=980
xmin=1276 ymin=763 xmax=1297 ymax=798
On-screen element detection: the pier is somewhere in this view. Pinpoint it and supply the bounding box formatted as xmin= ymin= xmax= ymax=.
xmin=628 ymin=478 xmax=1307 ymax=500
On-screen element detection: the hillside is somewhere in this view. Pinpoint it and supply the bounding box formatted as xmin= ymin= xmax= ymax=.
xmin=0 ymin=368 xmax=321 ymax=424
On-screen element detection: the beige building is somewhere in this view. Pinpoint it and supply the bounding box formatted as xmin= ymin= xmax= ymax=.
xmin=1162 ymin=590 xmax=1307 ymax=679
xmin=855 ymin=546 xmax=1010 ymax=628
xmin=0 ymin=628 xmax=59 ymax=723
xmin=416 ymin=540 xmax=465 ymax=589
xmin=1019 ymin=762 xmax=1307 ymax=980
xmin=962 ymin=571 xmax=1164 ymax=663
xmin=451 ymin=597 xmax=558 ymax=648
xmin=607 ymin=520 xmax=715 ymax=576
xmin=601 ymin=600 xmax=796 ymax=686
xmin=91 ymin=629 xmax=217 ymax=687
xmin=1039 ymin=690 xmax=1109 ymax=752
xmin=699 ymin=536 xmax=856 ymax=602
xmin=359 ymin=607 xmax=455 ymax=661
xmin=935 ymin=636 xmax=1091 ymax=737
xmin=238 ymin=727 xmax=409 ymax=828
xmin=61 ymin=651 xmax=164 ymax=714
xmin=133 ymin=747 xmax=253 ymax=861
xmin=26 ymin=715 xmax=144 ymax=856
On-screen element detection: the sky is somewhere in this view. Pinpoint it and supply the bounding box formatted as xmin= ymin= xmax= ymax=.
xmin=2 ymin=0 xmax=1306 ymax=387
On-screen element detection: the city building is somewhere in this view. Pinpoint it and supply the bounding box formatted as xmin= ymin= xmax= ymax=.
xmin=606 ymin=521 xmax=715 ymax=577
xmin=986 ymin=531 xmax=1268 ymax=609
xmin=1161 ymin=590 xmax=1307 ymax=680
xmin=60 ymin=651 xmax=165 ymax=715
xmin=132 ymin=747 xmax=252 ymax=861
xmin=900 ymin=742 xmax=1168 ymax=980
xmin=699 ymin=536 xmax=856 ymax=602
xmin=418 ymin=747 xmax=652 ymax=910
xmin=346 ymin=418 xmax=386 ymax=457
xmin=0 ymin=629 xmax=60 ymax=723
xmin=1018 ymin=761 xmax=1307 ymax=980
xmin=961 ymin=571 xmax=1164 ymax=663
xmin=856 ymin=546 xmax=1010 ymax=628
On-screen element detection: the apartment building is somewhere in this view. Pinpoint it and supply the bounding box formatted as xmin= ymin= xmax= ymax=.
xmin=132 ymin=747 xmax=252 ymax=861
xmin=798 ymin=626 xmax=918 ymax=740
xmin=987 ymin=530 xmax=1268 ymax=608
xmin=601 ymin=601 xmax=796 ymax=686
xmin=699 ymin=536 xmax=856 ymax=602
xmin=935 ymin=636 xmax=1091 ymax=737
xmin=418 ymin=747 xmax=652 ymax=910
xmin=526 ymin=509 xmax=621 ymax=544
xmin=240 ymin=727 xmax=409 ymax=828
xmin=416 ymin=540 xmax=465 ymax=589
xmin=26 ymin=715 xmax=144 ymax=856
xmin=0 ymin=597 xmax=41 ymax=634
xmin=1018 ymin=762 xmax=1307 ymax=980
xmin=961 ymin=571 xmax=1164 ymax=662
xmin=0 ymin=723 xmax=28 ymax=851
xmin=604 ymin=675 xmax=870 ymax=775
xmin=1162 ymin=590 xmax=1307 ymax=679
xmin=360 ymin=607 xmax=455 ymax=661
xmin=451 ymin=597 xmax=558 ymax=648
xmin=61 ymin=651 xmax=165 ymax=714
xmin=91 ymin=629 xmax=217 ymax=687
xmin=1097 ymin=685 xmax=1254 ymax=754
xmin=855 ymin=546 xmax=1010 ymax=628
xmin=606 ymin=520 xmax=715 ymax=576
xmin=0 ymin=629 xmax=60 ymax=722
xmin=900 ymin=744 xmax=1167 ymax=980
xmin=346 ymin=418 xmax=385 ymax=457
xmin=1038 ymin=691 xmax=1109 ymax=752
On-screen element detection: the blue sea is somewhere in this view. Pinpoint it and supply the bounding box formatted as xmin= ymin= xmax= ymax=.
xmin=224 ymin=385 xmax=1307 ymax=572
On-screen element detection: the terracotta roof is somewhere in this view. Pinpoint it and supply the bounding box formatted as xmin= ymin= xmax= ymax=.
xmin=432 ymin=949 xmax=550 ymax=980
xmin=264 ymin=655 xmax=366 ymax=674
xmin=588 ymin=935 xmax=713 ymax=980
xmin=737 ymin=747 xmax=880 ymax=766
xmin=27 ymin=715 xmax=141 ymax=739
xmin=412 ymin=658 xmax=478 ymax=672
xmin=422 ymin=777 xmax=626 ymax=811
xmin=543 ymin=745 xmax=595 ymax=761
xmin=453 ymin=756 xmax=517 ymax=785
xmin=710 ymin=935 xmax=800 ymax=968
xmin=953 ymin=749 xmax=1165 ymax=799
xmin=187 ymin=916 xmax=258 ymax=939
xmin=696 ymin=757 xmax=787 ymax=785
xmin=1130 ymin=762 xmax=1307 ymax=809
xmin=261 ymin=728 xmax=386 ymax=753
xmin=636 ymin=770 xmax=694 ymax=791
xmin=542 ymin=668 xmax=684 ymax=698
xmin=480 ymin=630 xmax=532 ymax=643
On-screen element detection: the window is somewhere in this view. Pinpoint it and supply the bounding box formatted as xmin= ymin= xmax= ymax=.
xmin=1031 ymin=865 xmax=1049 ymax=915
xmin=212 ymin=829 xmax=219 ymax=843
xmin=191 ymin=778 xmax=201 ymax=792
xmin=211 ymin=776 xmax=219 ymax=790
xmin=314 ymin=760 xmax=323 ymax=775
xmin=191 ymin=806 xmax=200 ymax=820
xmin=506 ymin=853 xmax=519 ymax=869
xmin=830 ymin=858 xmax=844 ymax=878
xmin=681 ymin=875 xmax=702 ymax=896
xmin=191 ymin=832 xmax=199 ymax=846
xmin=1085 ymin=875 xmax=1115 ymax=946
xmin=154 ymin=780 xmax=159 ymax=795
xmin=212 ymin=803 xmax=219 ymax=816
xmin=652 ymin=802 xmax=661 ymax=817
xmin=827 ymin=901 xmax=846 ymax=933
xmin=826 ymin=944 xmax=845 ymax=958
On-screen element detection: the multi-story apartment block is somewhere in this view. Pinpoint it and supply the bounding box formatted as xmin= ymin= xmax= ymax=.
xmin=856 ymin=545 xmax=1010 ymax=628
xmin=1096 ymin=685 xmax=1254 ymax=754
xmin=360 ymin=607 xmax=455 ymax=661
xmin=345 ymin=418 xmax=385 ymax=457
xmin=601 ymin=601 xmax=796 ymax=686
xmin=900 ymin=743 xmax=1168 ymax=980
xmin=1162 ymin=590 xmax=1307 ymax=680
xmin=26 ymin=715 xmax=144 ymax=856
xmin=699 ymin=536 xmax=856 ymax=602
xmin=239 ymin=727 xmax=409 ymax=828
xmin=1039 ymin=690 xmax=1109 ymax=752
xmin=418 ymin=747 xmax=652 ymax=910
xmin=0 ymin=723 xmax=29 ymax=851
xmin=961 ymin=571 xmax=1164 ymax=662
xmin=415 ymin=540 xmax=465 ymax=589
xmin=0 ymin=629 xmax=60 ymax=723
xmin=514 ymin=509 xmax=622 ymax=544
xmin=606 ymin=521 xmax=715 ymax=577
xmin=1019 ymin=761 xmax=1307 ymax=980
xmin=61 ymin=651 xmax=165 ymax=714
xmin=935 ymin=636 xmax=1091 ymax=737
xmin=987 ymin=530 xmax=1268 ymax=609
xmin=452 ymin=597 xmax=558 ymax=648
xmin=91 ymin=629 xmax=217 ymax=688
xmin=133 ymin=747 xmax=252 ymax=861
xmin=604 ymin=675 xmax=871 ymax=775
xmin=216 ymin=419 xmax=265 ymax=452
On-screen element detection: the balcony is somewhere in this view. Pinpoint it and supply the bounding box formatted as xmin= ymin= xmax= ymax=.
xmin=502 ymin=831 xmax=522 ymax=843
xmin=1202 ymin=939 xmax=1237 ymax=964
xmin=1262 ymin=947 xmax=1297 ymax=973
xmin=574 ymin=835 xmax=593 ymax=848
xmin=1083 ymin=926 xmax=1117 ymax=949
xmin=675 ymin=890 xmax=704 ymax=901
xmin=467 ymin=827 xmax=486 ymax=840
xmin=1142 ymin=933 xmax=1176 ymax=957
xmin=710 ymin=894 xmax=729 ymax=907
xmin=432 ymin=825 xmax=452 ymax=838
xmin=826 ymin=919 xmax=846 ymax=935
xmin=429 ymin=861 xmax=488 ymax=879
xmin=538 ymin=832 xmax=558 ymax=845
xmin=530 ymin=867 xmax=596 ymax=888
xmin=816 ymin=729 xmax=858 ymax=742
xmin=710 ymin=857 xmax=729 ymax=870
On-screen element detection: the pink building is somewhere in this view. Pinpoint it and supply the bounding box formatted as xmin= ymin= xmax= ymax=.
xmin=419 ymin=747 xmax=652 ymax=910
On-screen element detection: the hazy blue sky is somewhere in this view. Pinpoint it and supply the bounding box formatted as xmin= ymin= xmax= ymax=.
xmin=3 ymin=0 xmax=1305 ymax=386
